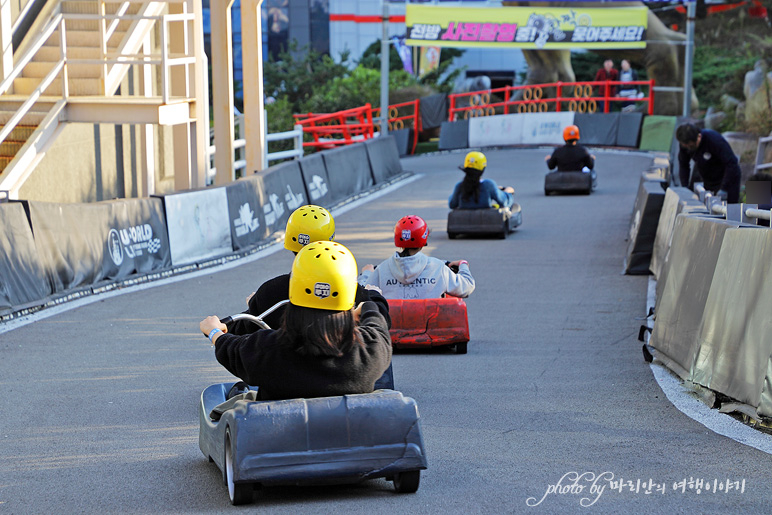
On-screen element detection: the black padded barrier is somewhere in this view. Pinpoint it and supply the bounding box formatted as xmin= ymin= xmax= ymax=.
xmin=366 ymin=135 xmax=404 ymax=184
xmin=256 ymin=160 xmax=309 ymax=238
xmin=649 ymin=216 xmax=755 ymax=379
xmin=623 ymin=180 xmax=666 ymax=274
xmin=420 ymin=93 xmax=448 ymax=130
xmin=439 ymin=120 xmax=469 ymax=151
xmin=688 ymin=227 xmax=772 ymax=415
xmin=390 ymin=128 xmax=413 ymax=157
xmin=615 ymin=112 xmax=644 ymax=148
xmin=649 ymin=187 xmax=707 ymax=279
xmin=298 ymin=153 xmax=335 ymax=208
xmin=0 ymin=202 xmax=52 ymax=313
xmin=321 ymin=142 xmax=374 ymax=202
xmin=225 ymin=178 xmax=270 ymax=251
xmin=574 ymin=113 xmax=619 ymax=146
xmin=26 ymin=198 xmax=171 ymax=294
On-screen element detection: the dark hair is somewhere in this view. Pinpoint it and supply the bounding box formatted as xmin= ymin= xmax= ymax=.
xmin=279 ymin=303 xmax=362 ymax=357
xmin=460 ymin=167 xmax=484 ymax=203
xmin=747 ymin=173 xmax=772 ymax=182
xmin=675 ymin=123 xmax=701 ymax=144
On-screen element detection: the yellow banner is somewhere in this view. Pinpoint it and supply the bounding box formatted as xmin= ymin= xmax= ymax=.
xmin=405 ymin=5 xmax=648 ymax=49
xmin=419 ymin=46 xmax=441 ymax=77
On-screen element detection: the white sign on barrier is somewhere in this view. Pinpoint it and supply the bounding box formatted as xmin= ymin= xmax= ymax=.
xmin=469 ymin=114 xmax=523 ymax=147
xmin=520 ymin=112 xmax=576 ymax=145
xmin=164 ymin=188 xmax=232 ymax=266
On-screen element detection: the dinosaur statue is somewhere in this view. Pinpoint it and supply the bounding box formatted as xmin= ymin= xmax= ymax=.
xmin=503 ymin=1 xmax=698 ymax=115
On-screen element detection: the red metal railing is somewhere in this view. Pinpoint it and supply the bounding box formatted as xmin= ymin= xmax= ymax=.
xmin=293 ymin=104 xmax=376 ymax=150
xmin=447 ymin=80 xmax=655 ymax=121
xmin=373 ymin=99 xmax=421 ymax=153
xmin=294 ymin=99 xmax=421 ymax=153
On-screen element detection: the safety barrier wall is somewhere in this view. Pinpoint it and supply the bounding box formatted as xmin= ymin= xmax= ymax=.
xmin=441 ymin=111 xmax=652 ymax=151
xmin=624 ymin=180 xmax=666 ymax=275
xmin=0 ymin=136 xmax=405 ymax=320
xmin=691 ymin=228 xmax=772 ymax=416
xmin=0 ymin=203 xmax=52 ymax=314
xmin=648 ymin=216 xmax=754 ymax=379
xmin=644 ymin=184 xmax=772 ymax=418
xmin=26 ymin=198 xmax=172 ymax=291
xmin=649 ymin=187 xmax=708 ymax=280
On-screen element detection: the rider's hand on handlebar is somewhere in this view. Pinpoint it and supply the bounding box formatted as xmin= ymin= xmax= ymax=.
xmin=200 ymin=316 xmax=228 ymax=338
xmin=352 ymin=302 xmax=365 ymax=323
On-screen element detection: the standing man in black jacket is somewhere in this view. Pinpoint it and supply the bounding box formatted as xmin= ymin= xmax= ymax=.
xmin=676 ymin=123 xmax=742 ymax=203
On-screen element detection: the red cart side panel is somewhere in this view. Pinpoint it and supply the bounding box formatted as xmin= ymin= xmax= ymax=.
xmin=387 ymin=297 xmax=470 ymax=348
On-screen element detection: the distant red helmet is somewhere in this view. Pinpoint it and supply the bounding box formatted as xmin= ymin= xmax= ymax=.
xmin=394 ymin=215 xmax=429 ymax=248
xmin=563 ymin=125 xmax=580 ymax=141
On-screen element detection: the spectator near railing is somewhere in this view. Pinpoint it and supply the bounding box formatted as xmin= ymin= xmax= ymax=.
xmin=447 ymin=80 xmax=655 ymax=121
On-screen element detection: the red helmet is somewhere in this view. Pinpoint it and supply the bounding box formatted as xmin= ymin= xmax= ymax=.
xmin=394 ymin=215 xmax=429 ymax=248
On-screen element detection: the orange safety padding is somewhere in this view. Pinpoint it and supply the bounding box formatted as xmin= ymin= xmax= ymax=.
xmin=387 ymin=297 xmax=470 ymax=348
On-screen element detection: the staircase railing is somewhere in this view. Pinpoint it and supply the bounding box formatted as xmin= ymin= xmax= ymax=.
xmin=0 ymin=0 xmax=200 ymax=194
xmin=0 ymin=13 xmax=67 ymax=149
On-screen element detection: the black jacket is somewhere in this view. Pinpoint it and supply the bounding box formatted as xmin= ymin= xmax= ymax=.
xmin=228 ymin=273 xmax=392 ymax=335
xmin=547 ymin=144 xmax=594 ymax=172
xmin=214 ymin=301 xmax=392 ymax=401
xmin=679 ymin=129 xmax=741 ymax=202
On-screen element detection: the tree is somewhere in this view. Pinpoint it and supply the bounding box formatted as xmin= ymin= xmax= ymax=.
xmin=359 ymin=40 xmax=466 ymax=94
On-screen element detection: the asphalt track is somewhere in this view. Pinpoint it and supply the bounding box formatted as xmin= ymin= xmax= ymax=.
xmin=2 ymin=148 xmax=772 ymax=514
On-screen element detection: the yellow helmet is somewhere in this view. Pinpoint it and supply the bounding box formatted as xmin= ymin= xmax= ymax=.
xmin=463 ymin=151 xmax=487 ymax=171
xmin=289 ymin=241 xmax=358 ymax=311
xmin=284 ymin=205 xmax=335 ymax=253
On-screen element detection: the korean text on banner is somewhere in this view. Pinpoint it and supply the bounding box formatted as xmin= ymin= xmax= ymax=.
xmin=406 ymin=5 xmax=648 ymax=49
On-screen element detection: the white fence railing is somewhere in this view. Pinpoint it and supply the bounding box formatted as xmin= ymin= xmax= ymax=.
xmin=207 ymin=114 xmax=303 ymax=184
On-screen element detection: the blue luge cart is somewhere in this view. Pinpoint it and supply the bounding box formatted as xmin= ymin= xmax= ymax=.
xmin=199 ymin=383 xmax=428 ymax=505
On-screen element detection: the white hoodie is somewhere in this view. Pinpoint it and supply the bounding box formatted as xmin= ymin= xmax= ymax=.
xmin=360 ymin=251 xmax=475 ymax=300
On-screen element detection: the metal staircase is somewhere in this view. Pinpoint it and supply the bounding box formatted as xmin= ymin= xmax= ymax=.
xmin=0 ymin=0 xmax=206 ymax=198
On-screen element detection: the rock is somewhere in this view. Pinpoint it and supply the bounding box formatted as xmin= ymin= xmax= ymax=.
xmin=736 ymin=101 xmax=747 ymax=125
xmin=704 ymin=108 xmax=727 ymax=130
xmin=722 ymin=132 xmax=759 ymax=163
xmin=744 ymin=60 xmax=769 ymax=100
xmin=743 ymin=72 xmax=772 ymax=134
xmin=721 ymin=94 xmax=741 ymax=113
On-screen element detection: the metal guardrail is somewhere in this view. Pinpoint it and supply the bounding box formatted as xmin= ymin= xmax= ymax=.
xmin=694 ymin=183 xmax=771 ymax=224
xmin=447 ymin=79 xmax=655 ymax=120
xmin=755 ymin=136 xmax=772 ymax=173
xmin=207 ymin=116 xmax=303 ymax=183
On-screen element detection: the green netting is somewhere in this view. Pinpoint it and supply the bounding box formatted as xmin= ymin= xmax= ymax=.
xmin=638 ymin=115 xmax=677 ymax=152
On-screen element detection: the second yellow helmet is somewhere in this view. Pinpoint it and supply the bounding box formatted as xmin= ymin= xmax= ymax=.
xmin=463 ymin=151 xmax=487 ymax=171
xmin=284 ymin=205 xmax=335 ymax=253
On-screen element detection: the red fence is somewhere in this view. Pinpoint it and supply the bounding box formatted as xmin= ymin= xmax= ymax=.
xmin=293 ymin=104 xmax=375 ymax=150
xmin=292 ymin=79 xmax=655 ymax=152
xmin=373 ymin=99 xmax=421 ymax=153
xmin=447 ymin=80 xmax=654 ymax=121
xmin=294 ymin=100 xmax=421 ymax=153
